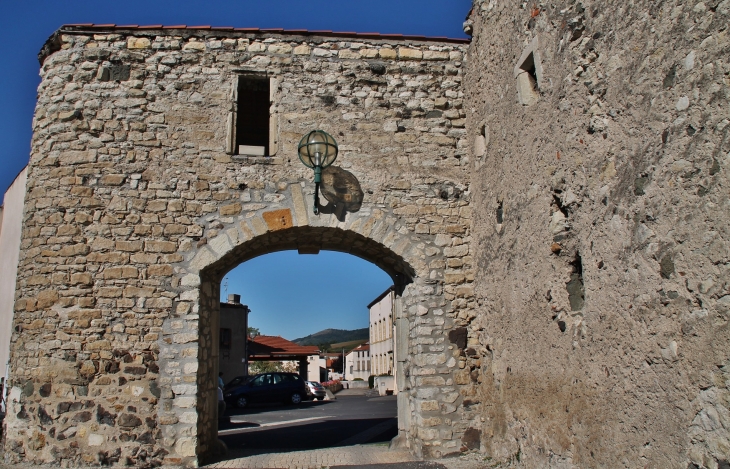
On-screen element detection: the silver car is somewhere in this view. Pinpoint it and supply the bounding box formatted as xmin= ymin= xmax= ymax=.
xmin=305 ymin=381 xmax=326 ymax=401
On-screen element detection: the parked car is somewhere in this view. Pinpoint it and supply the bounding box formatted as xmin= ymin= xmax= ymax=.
xmin=305 ymin=381 xmax=327 ymax=401
xmin=223 ymin=372 xmax=307 ymax=408
xmin=223 ymin=375 xmax=251 ymax=391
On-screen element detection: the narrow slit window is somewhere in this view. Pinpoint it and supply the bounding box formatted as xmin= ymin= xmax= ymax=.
xmin=236 ymin=76 xmax=270 ymax=156
xmin=519 ymin=52 xmax=538 ymax=90
xmin=514 ymin=37 xmax=542 ymax=106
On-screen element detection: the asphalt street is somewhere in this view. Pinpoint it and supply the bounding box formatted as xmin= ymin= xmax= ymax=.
xmin=217 ymin=394 xmax=398 ymax=459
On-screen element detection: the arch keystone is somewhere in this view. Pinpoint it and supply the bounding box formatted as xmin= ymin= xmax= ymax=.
xmin=262 ymin=209 xmax=293 ymax=231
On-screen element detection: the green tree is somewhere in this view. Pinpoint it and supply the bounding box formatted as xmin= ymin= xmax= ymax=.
xmin=247 ymin=327 xmax=260 ymax=338
xmin=249 ymin=360 xmax=282 ymax=374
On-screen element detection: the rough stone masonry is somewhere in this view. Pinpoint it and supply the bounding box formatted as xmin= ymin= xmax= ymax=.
xmin=5 ymin=24 xmax=473 ymax=467
xmin=4 ymin=0 xmax=730 ymax=468
xmin=465 ymin=0 xmax=729 ymax=468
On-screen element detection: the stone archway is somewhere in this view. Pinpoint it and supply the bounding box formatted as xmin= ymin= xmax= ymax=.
xmin=160 ymin=183 xmax=458 ymax=463
xmin=6 ymin=26 xmax=473 ymax=468
xmin=197 ymin=226 xmax=419 ymax=460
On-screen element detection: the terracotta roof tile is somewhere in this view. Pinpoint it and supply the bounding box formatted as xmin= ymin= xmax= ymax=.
xmin=59 ymin=23 xmax=470 ymax=44
xmin=248 ymin=335 xmax=319 ymax=357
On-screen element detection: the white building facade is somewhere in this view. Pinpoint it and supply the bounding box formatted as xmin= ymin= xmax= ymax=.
xmin=345 ymin=343 xmax=370 ymax=381
xmin=368 ymin=287 xmax=395 ymax=377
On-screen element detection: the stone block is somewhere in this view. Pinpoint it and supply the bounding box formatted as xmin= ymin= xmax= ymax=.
xmin=379 ymin=48 xmax=397 ymax=59
xmin=103 ymin=266 xmax=139 ymax=279
xmin=148 ymin=264 xmax=173 ymax=276
xmin=444 ymin=245 xmax=468 ymax=257
xmin=182 ymin=41 xmax=205 ymax=51
xmin=220 ymin=203 xmax=242 ymax=216
xmin=145 ymin=240 xmax=178 ymax=253
xmin=419 ymin=400 xmax=441 ymax=412
xmin=293 ymin=45 xmax=311 ymax=55
xmin=70 ymin=273 xmax=93 ymax=285
xmin=146 ymin=297 xmax=172 ymax=308
xmin=101 ymin=174 xmax=126 ymax=185
xmin=189 ymin=247 xmax=216 ymax=271
xmin=123 ymin=286 xmax=155 ymax=297
xmin=86 ymin=340 xmax=112 ymax=351
xmin=127 ymin=37 xmax=151 ymax=49
xmin=60 ymin=150 xmax=97 ymax=165
xmin=36 ymin=290 xmax=59 ymax=308
xmin=421 ymin=417 xmax=443 ymax=426
xmin=116 ymin=240 xmax=143 ymax=252
xmin=251 ymin=216 xmax=268 ymax=235
xmin=209 ymin=234 xmax=232 ymax=255
xmin=313 ymin=48 xmax=333 ymax=57
xmin=399 ymin=48 xmax=423 ymax=60
xmin=339 ymin=49 xmax=360 ymax=59
xmin=268 ymin=43 xmax=292 ymax=54
xmin=423 ymin=50 xmax=450 ymax=61
xmin=147 ymin=200 xmax=168 ymax=212
xmin=68 ymin=309 xmax=101 ymax=321
xmin=175 ymin=437 xmax=197 ymax=456
xmin=180 ymin=274 xmax=200 ymax=287
xmin=173 ymin=333 xmax=198 ymax=344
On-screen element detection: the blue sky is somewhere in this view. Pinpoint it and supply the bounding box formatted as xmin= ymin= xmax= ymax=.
xmin=0 ymin=0 xmax=471 ymax=339
xmin=224 ymin=251 xmax=393 ymax=340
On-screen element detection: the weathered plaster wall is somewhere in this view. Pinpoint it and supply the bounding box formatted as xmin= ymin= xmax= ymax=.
xmin=464 ymin=0 xmax=729 ymax=467
xmin=5 ymin=27 xmax=475 ymax=466
xmin=0 ymin=168 xmax=28 ymax=384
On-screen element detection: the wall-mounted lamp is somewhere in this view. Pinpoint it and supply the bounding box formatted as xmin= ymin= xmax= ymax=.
xmin=297 ymin=130 xmax=338 ymax=214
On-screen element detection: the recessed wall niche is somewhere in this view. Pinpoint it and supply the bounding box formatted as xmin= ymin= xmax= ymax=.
xmin=514 ymin=36 xmax=543 ymax=106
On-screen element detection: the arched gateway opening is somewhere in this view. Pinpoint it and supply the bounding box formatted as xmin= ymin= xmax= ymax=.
xmin=211 ymin=247 xmax=399 ymax=461
xmin=166 ymin=220 xmax=442 ymax=463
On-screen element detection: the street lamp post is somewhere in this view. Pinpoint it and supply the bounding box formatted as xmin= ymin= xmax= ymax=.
xmin=297 ymin=130 xmax=338 ymax=215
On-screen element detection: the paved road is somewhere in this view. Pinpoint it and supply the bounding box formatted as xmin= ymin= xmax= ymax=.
xmin=216 ymin=394 xmax=398 ymax=459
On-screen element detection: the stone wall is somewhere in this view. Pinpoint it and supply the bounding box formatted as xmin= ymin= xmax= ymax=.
xmin=5 ymin=26 xmax=474 ymax=466
xmin=464 ymin=0 xmax=730 ymax=467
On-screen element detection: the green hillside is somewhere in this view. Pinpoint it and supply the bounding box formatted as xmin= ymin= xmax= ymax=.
xmin=331 ymin=339 xmax=369 ymax=352
xmin=293 ymin=328 xmax=368 ymax=347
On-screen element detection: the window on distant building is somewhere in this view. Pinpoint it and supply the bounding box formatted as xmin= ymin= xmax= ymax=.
xmin=220 ymin=328 xmax=232 ymax=360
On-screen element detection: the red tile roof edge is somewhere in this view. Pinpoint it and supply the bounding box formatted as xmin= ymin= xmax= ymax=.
xmin=249 ymin=335 xmax=321 ymax=355
xmin=59 ymin=23 xmax=470 ymax=44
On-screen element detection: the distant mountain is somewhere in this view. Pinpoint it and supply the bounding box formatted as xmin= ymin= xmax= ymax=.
xmin=293 ymin=328 xmax=368 ymax=347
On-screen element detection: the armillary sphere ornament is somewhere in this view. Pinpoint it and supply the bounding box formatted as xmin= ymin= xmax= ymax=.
xmin=297 ymin=130 xmax=339 ymax=214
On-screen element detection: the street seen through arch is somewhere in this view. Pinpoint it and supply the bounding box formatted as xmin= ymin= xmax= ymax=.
xmin=213 ymin=250 xmax=400 ymax=463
